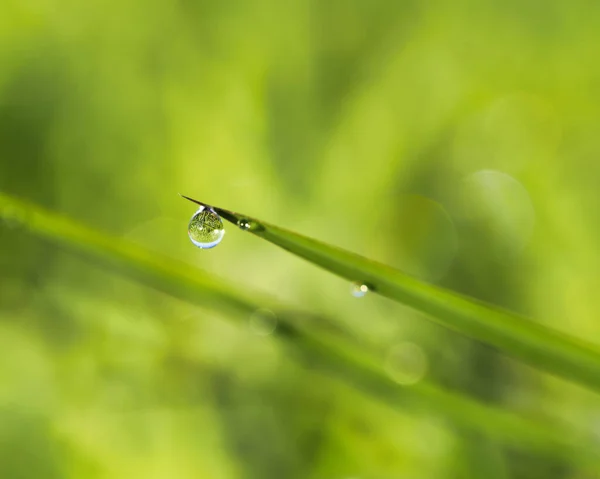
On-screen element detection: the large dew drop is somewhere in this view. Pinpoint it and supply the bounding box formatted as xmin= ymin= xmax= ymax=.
xmin=188 ymin=206 xmax=225 ymax=249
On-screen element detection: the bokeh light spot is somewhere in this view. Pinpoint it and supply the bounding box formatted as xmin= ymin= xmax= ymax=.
xmin=461 ymin=170 xmax=535 ymax=258
xmin=387 ymin=195 xmax=458 ymax=281
xmin=385 ymin=342 xmax=428 ymax=386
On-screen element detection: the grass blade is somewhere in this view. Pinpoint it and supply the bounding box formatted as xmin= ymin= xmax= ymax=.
xmin=181 ymin=196 xmax=600 ymax=394
xmin=0 ymin=191 xmax=597 ymax=468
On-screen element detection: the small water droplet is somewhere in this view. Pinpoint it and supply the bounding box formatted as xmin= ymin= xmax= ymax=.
xmin=237 ymin=218 xmax=260 ymax=231
xmin=249 ymin=309 xmax=278 ymax=336
xmin=187 ymin=206 xmax=225 ymax=249
xmin=351 ymin=282 xmax=369 ymax=298
xmin=237 ymin=218 xmax=251 ymax=230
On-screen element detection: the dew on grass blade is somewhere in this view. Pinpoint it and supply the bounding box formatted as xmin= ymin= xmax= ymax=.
xmin=237 ymin=218 xmax=254 ymax=231
xmin=187 ymin=206 xmax=225 ymax=249
xmin=237 ymin=218 xmax=264 ymax=232
xmin=238 ymin=219 xmax=251 ymax=230
xmin=351 ymin=282 xmax=369 ymax=298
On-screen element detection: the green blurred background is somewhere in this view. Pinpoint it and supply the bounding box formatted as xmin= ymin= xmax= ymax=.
xmin=2 ymin=0 xmax=600 ymax=477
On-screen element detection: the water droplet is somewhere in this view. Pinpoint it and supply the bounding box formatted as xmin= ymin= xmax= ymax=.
xmin=237 ymin=218 xmax=261 ymax=232
xmin=237 ymin=218 xmax=251 ymax=230
xmin=187 ymin=206 xmax=225 ymax=249
xmin=351 ymin=282 xmax=369 ymax=298
xmin=249 ymin=309 xmax=278 ymax=336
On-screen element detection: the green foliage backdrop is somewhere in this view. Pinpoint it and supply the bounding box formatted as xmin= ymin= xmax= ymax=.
xmin=2 ymin=1 xmax=600 ymax=478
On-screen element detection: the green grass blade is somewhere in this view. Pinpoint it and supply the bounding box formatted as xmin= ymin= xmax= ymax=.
xmin=0 ymin=191 xmax=597 ymax=469
xmin=182 ymin=196 xmax=600 ymax=393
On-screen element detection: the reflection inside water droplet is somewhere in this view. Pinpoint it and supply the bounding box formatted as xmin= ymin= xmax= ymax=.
xmin=351 ymin=282 xmax=369 ymax=298
xmin=249 ymin=309 xmax=278 ymax=336
xmin=187 ymin=206 xmax=225 ymax=249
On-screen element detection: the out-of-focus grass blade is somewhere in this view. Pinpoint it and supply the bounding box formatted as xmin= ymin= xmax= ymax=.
xmin=181 ymin=195 xmax=600 ymax=394
xmin=0 ymin=191 xmax=597 ymax=469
